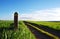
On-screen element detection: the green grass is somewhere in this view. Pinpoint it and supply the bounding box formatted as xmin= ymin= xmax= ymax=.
xmin=1 ymin=20 xmax=60 ymax=39
xmin=0 ymin=20 xmax=36 ymax=39
xmin=28 ymin=21 xmax=60 ymax=30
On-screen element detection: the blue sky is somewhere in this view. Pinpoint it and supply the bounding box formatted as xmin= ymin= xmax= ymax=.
xmin=0 ymin=0 xmax=60 ymax=21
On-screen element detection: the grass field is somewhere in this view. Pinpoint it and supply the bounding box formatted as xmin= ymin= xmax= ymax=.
xmin=0 ymin=20 xmax=36 ymax=39
xmin=0 ymin=20 xmax=60 ymax=39
xmin=28 ymin=21 xmax=60 ymax=30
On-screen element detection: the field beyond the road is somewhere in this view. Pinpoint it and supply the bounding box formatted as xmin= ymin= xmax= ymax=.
xmin=28 ymin=21 xmax=60 ymax=30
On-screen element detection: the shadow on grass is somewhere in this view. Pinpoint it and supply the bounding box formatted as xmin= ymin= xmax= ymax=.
xmin=0 ymin=23 xmax=15 ymax=39
xmin=0 ymin=23 xmax=14 ymax=31
xmin=0 ymin=23 xmax=21 ymax=39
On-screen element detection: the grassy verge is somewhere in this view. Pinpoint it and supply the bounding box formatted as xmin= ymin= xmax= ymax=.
xmin=19 ymin=21 xmax=36 ymax=39
xmin=0 ymin=20 xmax=36 ymax=39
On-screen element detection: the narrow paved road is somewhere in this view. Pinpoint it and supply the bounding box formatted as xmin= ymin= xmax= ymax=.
xmin=23 ymin=21 xmax=60 ymax=39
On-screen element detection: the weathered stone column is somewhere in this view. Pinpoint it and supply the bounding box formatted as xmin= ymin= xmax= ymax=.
xmin=14 ymin=12 xmax=18 ymax=30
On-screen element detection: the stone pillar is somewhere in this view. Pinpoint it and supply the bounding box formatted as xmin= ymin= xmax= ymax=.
xmin=14 ymin=12 xmax=18 ymax=30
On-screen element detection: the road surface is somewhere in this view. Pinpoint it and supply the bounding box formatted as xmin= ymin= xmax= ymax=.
xmin=23 ymin=21 xmax=60 ymax=39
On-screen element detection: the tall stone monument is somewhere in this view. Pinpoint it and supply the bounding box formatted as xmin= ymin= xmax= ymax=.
xmin=14 ymin=12 xmax=18 ymax=30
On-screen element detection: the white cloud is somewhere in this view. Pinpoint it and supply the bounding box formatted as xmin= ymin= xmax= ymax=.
xmin=1 ymin=8 xmax=60 ymax=21
xmin=20 ymin=8 xmax=60 ymax=21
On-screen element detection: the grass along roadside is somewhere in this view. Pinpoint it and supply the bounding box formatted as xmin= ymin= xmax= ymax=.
xmin=19 ymin=21 xmax=36 ymax=39
xmin=0 ymin=20 xmax=36 ymax=39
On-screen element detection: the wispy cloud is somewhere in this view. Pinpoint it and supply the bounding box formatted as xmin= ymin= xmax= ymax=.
xmin=1 ymin=8 xmax=60 ymax=21
xmin=20 ymin=8 xmax=60 ymax=21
